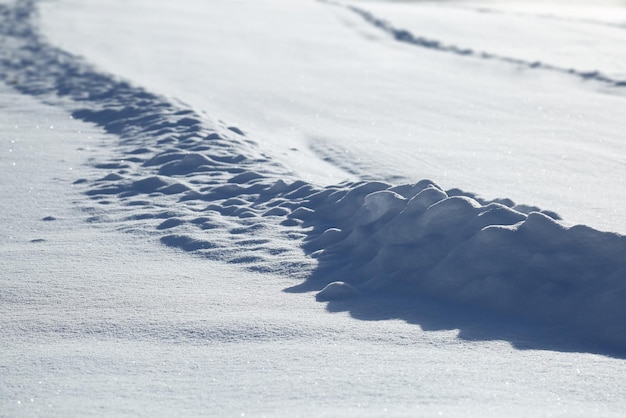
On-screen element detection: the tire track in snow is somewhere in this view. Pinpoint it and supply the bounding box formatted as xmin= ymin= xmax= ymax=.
xmin=327 ymin=0 xmax=626 ymax=88
xmin=3 ymin=0 xmax=626 ymax=353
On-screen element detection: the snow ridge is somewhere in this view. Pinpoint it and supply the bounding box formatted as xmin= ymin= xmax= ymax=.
xmin=2 ymin=0 xmax=626 ymax=350
xmin=333 ymin=1 xmax=626 ymax=88
xmin=295 ymin=181 xmax=626 ymax=348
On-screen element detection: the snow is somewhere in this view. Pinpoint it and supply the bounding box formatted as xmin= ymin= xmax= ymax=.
xmin=299 ymin=180 xmax=626 ymax=348
xmin=346 ymin=0 xmax=626 ymax=81
xmin=38 ymin=0 xmax=626 ymax=234
xmin=3 ymin=0 xmax=626 ymax=415
xmin=316 ymin=281 xmax=361 ymax=301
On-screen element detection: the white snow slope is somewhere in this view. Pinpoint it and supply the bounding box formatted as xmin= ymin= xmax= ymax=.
xmin=39 ymin=0 xmax=626 ymax=233
xmin=2 ymin=0 xmax=626 ymax=416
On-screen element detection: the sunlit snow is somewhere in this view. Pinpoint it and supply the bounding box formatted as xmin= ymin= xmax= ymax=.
xmin=2 ymin=0 xmax=626 ymax=416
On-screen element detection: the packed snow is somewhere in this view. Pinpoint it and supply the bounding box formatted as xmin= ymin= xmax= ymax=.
xmin=3 ymin=0 xmax=626 ymax=415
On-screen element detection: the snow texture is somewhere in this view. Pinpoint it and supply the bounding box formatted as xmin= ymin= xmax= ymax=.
xmin=2 ymin=0 xmax=626 ymax=352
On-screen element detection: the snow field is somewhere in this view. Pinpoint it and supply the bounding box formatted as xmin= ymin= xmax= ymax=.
xmin=3 ymin=0 xmax=626 ymax=415
xmin=6 ymin=90 xmax=623 ymax=416
xmin=3 ymin=0 xmax=626 ymax=350
xmin=39 ymin=0 xmax=626 ymax=234
xmin=345 ymin=0 xmax=626 ymax=81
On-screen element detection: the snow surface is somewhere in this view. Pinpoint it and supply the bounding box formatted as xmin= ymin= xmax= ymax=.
xmin=3 ymin=0 xmax=626 ymax=415
xmin=38 ymin=0 xmax=626 ymax=234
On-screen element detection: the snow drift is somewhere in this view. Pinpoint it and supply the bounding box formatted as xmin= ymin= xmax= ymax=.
xmin=2 ymin=0 xmax=626 ymax=350
xmin=297 ymin=180 xmax=626 ymax=348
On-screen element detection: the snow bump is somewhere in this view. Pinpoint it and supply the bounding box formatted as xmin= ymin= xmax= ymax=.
xmin=316 ymin=281 xmax=360 ymax=301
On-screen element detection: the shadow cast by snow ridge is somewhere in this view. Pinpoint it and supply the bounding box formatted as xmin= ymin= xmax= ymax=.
xmin=322 ymin=293 xmax=626 ymax=359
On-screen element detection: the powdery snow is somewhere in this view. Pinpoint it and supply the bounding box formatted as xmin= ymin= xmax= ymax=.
xmin=3 ymin=0 xmax=626 ymax=415
xmin=8 ymin=0 xmax=625 ymax=347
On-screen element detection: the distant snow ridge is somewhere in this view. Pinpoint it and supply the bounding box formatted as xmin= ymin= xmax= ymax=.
xmin=2 ymin=0 xmax=626 ymax=349
xmin=333 ymin=1 xmax=626 ymax=88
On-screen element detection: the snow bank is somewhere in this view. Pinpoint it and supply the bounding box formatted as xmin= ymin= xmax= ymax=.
xmin=293 ymin=180 xmax=626 ymax=347
xmin=2 ymin=0 xmax=626 ymax=350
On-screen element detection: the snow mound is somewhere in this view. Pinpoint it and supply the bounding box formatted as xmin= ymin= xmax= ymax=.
xmin=296 ymin=179 xmax=626 ymax=348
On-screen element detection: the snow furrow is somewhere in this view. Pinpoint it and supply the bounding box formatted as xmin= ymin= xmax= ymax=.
xmin=333 ymin=1 xmax=626 ymax=88
xmin=2 ymin=0 xmax=626 ymax=351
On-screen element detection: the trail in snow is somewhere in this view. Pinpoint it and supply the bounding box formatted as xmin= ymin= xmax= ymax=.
xmin=0 ymin=0 xmax=317 ymax=276
xmin=334 ymin=0 xmax=626 ymax=87
xmin=2 ymin=0 xmax=626 ymax=352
